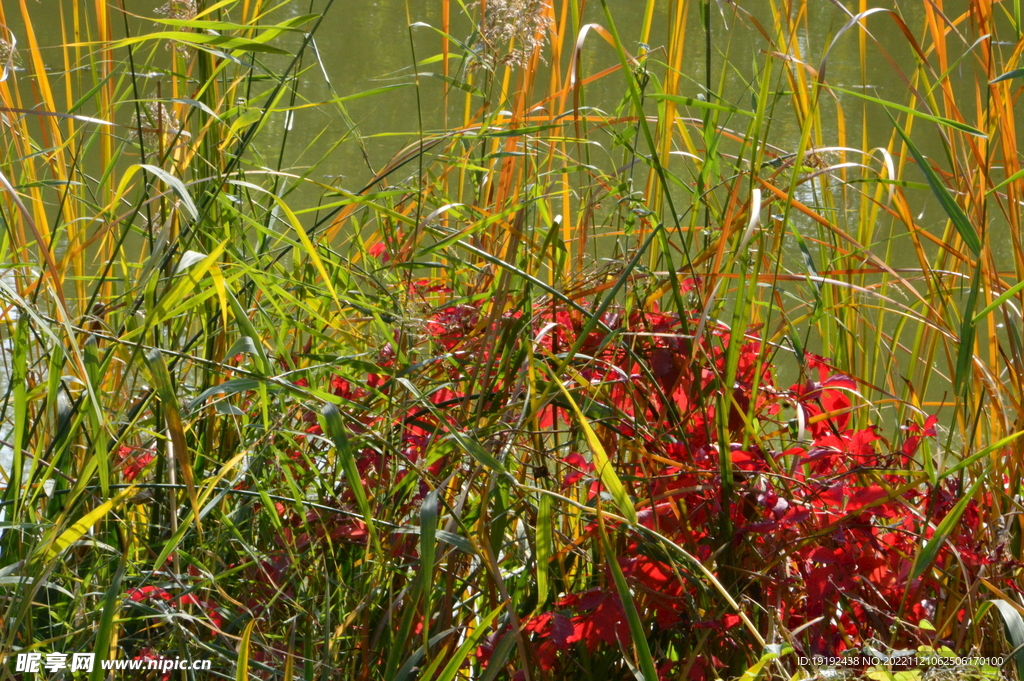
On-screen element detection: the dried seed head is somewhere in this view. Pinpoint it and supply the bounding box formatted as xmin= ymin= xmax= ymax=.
xmin=154 ymin=0 xmax=196 ymax=20
xmin=130 ymin=101 xmax=188 ymax=151
xmin=154 ymin=1 xmax=196 ymax=57
xmin=473 ymin=0 xmax=552 ymax=68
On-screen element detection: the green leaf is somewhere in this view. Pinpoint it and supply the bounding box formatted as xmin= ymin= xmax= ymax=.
xmin=84 ymin=336 xmax=108 ymax=495
xmin=391 ymin=629 xmax=456 ymax=681
xmin=972 ymin=279 xmax=1024 ymax=324
xmin=889 ymin=113 xmax=983 ymax=256
xmin=224 ymin=289 xmax=271 ymax=375
xmin=987 ymin=166 xmax=1024 ymax=195
xmin=188 ymin=378 xmax=262 ymax=411
xmin=990 ymin=600 xmax=1024 ymax=679
xmin=847 ymin=177 xmax=930 ymax=191
xmin=830 ymin=85 xmax=987 ymax=137
xmin=990 ymin=68 xmax=1024 ymax=84
xmin=536 ymin=494 xmax=553 ymax=608
xmin=391 ymin=527 xmax=475 ymax=555
xmin=130 ymin=240 xmax=228 ymax=338
xmin=955 ymin=262 xmax=984 ymax=402
xmin=90 ymin=562 xmax=126 ymax=681
xmin=151 ymin=14 xmax=318 ymax=34
xmin=599 ymin=519 xmax=659 ymax=681
xmin=419 ymin=487 xmax=440 ymax=644
xmin=426 ymin=72 xmax=485 ymax=98
xmin=236 ymin=619 xmax=257 ymax=681
xmin=738 ymin=650 xmax=781 ymax=681
xmin=8 ymin=315 xmax=28 ymax=506
xmin=137 ymin=164 xmax=198 ymax=220
xmin=109 ymin=32 xmax=291 ymax=55
xmin=551 ymin=376 xmax=637 ymax=525
xmin=448 ymin=430 xmax=507 ymax=474
xmin=941 ymin=430 xmax=1024 ymax=479
xmin=435 ymin=604 xmax=505 ymax=681
xmin=322 ymin=404 xmax=381 ymax=555
xmin=43 ymin=486 xmax=138 ymax=561
xmin=479 ymin=630 xmax=517 ymax=681
xmin=146 ymin=350 xmax=201 ymax=535
xmin=476 ymin=123 xmax=564 ymax=137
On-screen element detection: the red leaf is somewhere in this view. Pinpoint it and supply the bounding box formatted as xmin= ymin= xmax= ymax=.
xmin=846 ymin=485 xmax=888 ymax=512
xmin=550 ymin=613 xmax=574 ymax=648
xmin=368 ymin=241 xmax=389 ymax=262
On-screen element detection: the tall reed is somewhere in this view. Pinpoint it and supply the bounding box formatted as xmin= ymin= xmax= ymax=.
xmin=0 ymin=0 xmax=1022 ymax=679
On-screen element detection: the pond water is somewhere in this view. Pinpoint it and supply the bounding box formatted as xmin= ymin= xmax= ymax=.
xmin=2 ymin=0 xmax=991 ymax=255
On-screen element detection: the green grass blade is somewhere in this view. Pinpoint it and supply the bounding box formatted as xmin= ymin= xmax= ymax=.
xmin=145 ymin=350 xmax=201 ymax=534
xmin=535 ymin=493 xmax=552 ymax=609
xmin=599 ymin=518 xmax=659 ymax=681
xmin=910 ymin=474 xmax=984 ymax=580
xmin=990 ymin=68 xmax=1024 ymax=83
xmin=480 ymin=630 xmax=518 ymax=681
xmin=7 ymin=315 xmax=29 ymax=508
xmin=990 ymin=600 xmax=1024 ymax=678
xmin=42 ymin=485 xmax=137 ymax=562
xmin=829 ymin=85 xmax=986 ymax=137
xmin=420 ymin=486 xmax=440 ymax=645
xmin=89 ymin=562 xmax=125 ymax=681
xmin=940 ymin=430 xmax=1024 ymax=479
xmin=550 ymin=373 xmax=637 ymax=525
xmin=972 ymin=279 xmax=1024 ymax=324
xmin=322 ymin=404 xmax=381 ymax=555
xmin=889 ymin=113 xmax=982 ymax=256
xmin=955 ymin=263 xmax=984 ymax=402
xmin=236 ymin=619 xmax=257 ymax=681
xmin=435 ymin=603 xmax=505 ymax=681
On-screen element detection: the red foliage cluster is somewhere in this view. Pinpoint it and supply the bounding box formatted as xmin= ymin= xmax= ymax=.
xmin=176 ymin=292 xmax=1013 ymax=679
xmin=131 ymin=648 xmax=170 ymax=681
xmin=501 ymin=303 xmax=1014 ymax=678
xmin=115 ymin=445 xmax=155 ymax=482
xmin=265 ymin=296 xmax=1014 ymax=678
xmin=127 ymin=585 xmax=225 ymax=632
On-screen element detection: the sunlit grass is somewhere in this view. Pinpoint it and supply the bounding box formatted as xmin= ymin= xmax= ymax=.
xmin=0 ymin=0 xmax=1022 ymax=679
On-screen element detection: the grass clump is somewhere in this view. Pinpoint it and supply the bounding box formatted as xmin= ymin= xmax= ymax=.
xmin=1 ymin=0 xmax=1023 ymax=679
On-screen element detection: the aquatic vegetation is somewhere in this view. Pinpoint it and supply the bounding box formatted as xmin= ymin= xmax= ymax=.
xmin=154 ymin=0 xmax=197 ymax=56
xmin=473 ymin=0 xmax=553 ymax=67
xmin=0 ymin=0 xmax=1022 ymax=679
